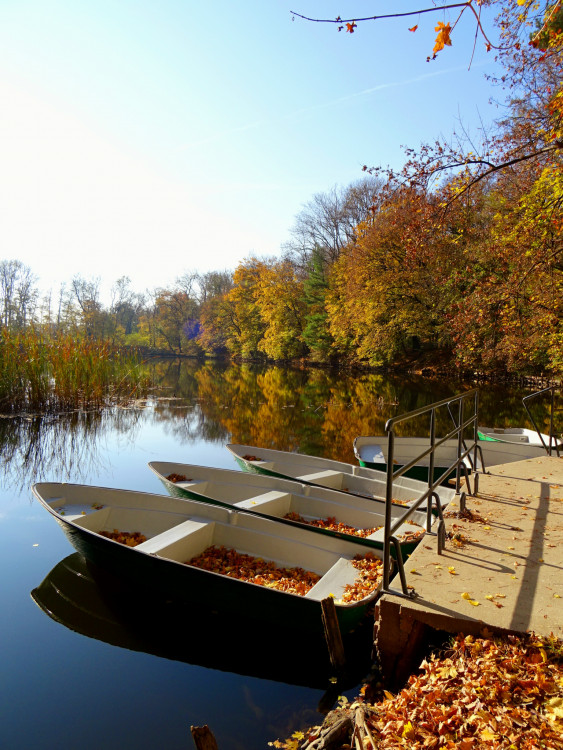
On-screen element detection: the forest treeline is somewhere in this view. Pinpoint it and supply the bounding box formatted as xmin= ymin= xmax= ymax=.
xmin=2 ymin=1 xmax=562 ymax=377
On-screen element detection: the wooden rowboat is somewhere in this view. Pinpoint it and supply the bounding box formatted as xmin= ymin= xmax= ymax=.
xmin=148 ymin=461 xmax=428 ymax=555
xmin=353 ymin=435 xmax=550 ymax=483
xmin=225 ymin=443 xmax=455 ymax=512
xmin=32 ymin=482 xmax=388 ymax=634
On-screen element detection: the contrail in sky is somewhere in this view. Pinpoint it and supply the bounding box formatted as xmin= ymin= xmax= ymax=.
xmin=179 ymin=63 xmax=486 ymax=150
xmin=283 ymin=63 xmax=488 ymax=122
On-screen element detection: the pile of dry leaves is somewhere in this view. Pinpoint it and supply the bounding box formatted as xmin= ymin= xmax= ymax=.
xmin=270 ymin=631 xmax=563 ymax=749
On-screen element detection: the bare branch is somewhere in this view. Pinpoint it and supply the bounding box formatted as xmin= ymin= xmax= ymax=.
xmin=291 ymin=2 xmax=499 ymax=50
xmin=291 ymin=5 xmax=471 ymax=25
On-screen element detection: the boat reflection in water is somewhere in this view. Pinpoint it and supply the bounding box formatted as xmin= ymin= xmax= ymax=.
xmin=31 ymin=553 xmax=374 ymax=699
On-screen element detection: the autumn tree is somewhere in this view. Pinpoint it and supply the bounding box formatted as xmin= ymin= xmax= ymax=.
xmin=0 ymin=260 xmax=38 ymax=330
xmin=70 ymin=275 xmax=111 ymax=339
xmin=199 ymin=259 xmax=267 ymax=359
xmin=254 ymin=259 xmax=307 ymax=360
xmin=109 ymin=276 xmax=146 ymax=343
xmin=282 ymin=178 xmax=384 ymax=272
xmin=326 ymin=182 xmax=493 ymax=365
xmin=196 ymin=270 xmax=233 ymax=302
xmin=152 ymin=287 xmax=202 ymax=356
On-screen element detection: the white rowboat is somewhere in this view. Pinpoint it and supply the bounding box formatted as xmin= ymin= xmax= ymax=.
xmin=225 ymin=444 xmax=456 ymax=512
xmin=32 ymin=482 xmax=387 ymax=634
xmin=148 ymin=461 xmax=428 ymax=553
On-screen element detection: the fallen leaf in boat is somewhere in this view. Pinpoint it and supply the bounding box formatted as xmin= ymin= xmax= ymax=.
xmin=166 ymin=473 xmax=188 ymax=483
xmin=100 ymin=529 xmax=147 ymax=546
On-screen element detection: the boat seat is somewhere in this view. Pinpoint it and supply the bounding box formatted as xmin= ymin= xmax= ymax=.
xmin=173 ymin=479 xmax=209 ymax=493
xmin=233 ymin=491 xmax=291 ymax=513
xmin=135 ymin=517 xmax=212 ymax=554
xmin=250 ymin=460 xmax=275 ymax=470
xmin=296 ymin=470 xmax=344 ymax=489
xmin=304 ymin=557 xmax=367 ymax=602
xmin=356 ymin=445 xmax=385 ymax=463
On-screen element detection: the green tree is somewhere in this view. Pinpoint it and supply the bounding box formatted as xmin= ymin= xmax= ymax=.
xmin=302 ymin=247 xmax=334 ymax=362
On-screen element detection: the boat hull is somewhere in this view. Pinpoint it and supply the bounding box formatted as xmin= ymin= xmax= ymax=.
xmin=31 ymin=552 xmax=371 ymax=690
xmin=226 ymin=444 xmax=455 ymax=512
xmin=478 ymin=426 xmax=562 ymax=450
xmin=33 ymin=483 xmax=385 ymax=635
xmin=148 ymin=461 xmax=428 ymax=557
xmin=353 ymin=436 xmax=469 ymax=485
xmin=353 ymin=435 xmax=550 ymax=483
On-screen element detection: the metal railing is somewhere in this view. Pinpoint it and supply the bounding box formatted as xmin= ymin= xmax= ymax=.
xmin=381 ymin=389 xmax=483 ymax=595
xmin=522 ymin=386 xmax=561 ymax=457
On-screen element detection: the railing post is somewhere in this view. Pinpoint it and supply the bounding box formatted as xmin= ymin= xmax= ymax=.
xmin=381 ymin=388 xmax=480 ymax=593
xmin=383 ymin=429 xmax=394 ymax=591
xmin=429 ymin=408 xmax=436 ymax=491
xmin=456 ymin=397 xmax=463 ymax=494
xmin=550 ymin=387 xmax=556 ymax=456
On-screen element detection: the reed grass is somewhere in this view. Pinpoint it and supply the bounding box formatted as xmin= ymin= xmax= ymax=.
xmin=0 ymin=328 xmax=149 ymax=413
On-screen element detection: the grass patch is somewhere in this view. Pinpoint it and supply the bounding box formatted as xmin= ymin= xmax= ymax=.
xmin=0 ymin=328 xmax=150 ymax=413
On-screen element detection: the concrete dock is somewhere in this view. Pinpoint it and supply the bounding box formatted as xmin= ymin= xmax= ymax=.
xmin=373 ymin=455 xmax=563 ymax=689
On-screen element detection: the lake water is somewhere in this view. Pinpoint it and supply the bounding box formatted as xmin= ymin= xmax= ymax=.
xmin=0 ymin=360 xmax=553 ymax=749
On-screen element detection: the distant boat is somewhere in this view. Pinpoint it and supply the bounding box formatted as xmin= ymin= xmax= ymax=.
xmin=478 ymin=426 xmax=562 ymax=450
xmin=148 ymin=461 xmax=428 ymax=555
xmin=353 ymin=435 xmax=550 ymax=483
xmin=32 ymin=482 xmax=387 ymax=634
xmin=225 ymin=444 xmax=455 ymax=513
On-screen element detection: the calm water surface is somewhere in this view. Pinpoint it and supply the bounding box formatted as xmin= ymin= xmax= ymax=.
xmin=1 ymin=360 xmax=554 ymax=749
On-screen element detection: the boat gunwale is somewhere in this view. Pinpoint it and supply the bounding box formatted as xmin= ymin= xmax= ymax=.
xmin=31 ymin=482 xmax=385 ymax=612
xmin=148 ymin=461 xmax=425 ymax=555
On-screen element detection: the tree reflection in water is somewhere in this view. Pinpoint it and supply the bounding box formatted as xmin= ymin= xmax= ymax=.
xmin=0 ymin=408 xmax=144 ymax=492
xmin=2 ymin=359 xmax=556 ymax=492
xmin=149 ymin=359 xmax=551 ymax=464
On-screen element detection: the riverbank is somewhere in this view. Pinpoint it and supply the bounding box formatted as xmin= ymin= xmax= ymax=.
xmin=269 ymin=629 xmax=563 ymax=749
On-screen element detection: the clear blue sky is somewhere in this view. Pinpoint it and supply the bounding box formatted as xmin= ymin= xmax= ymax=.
xmin=0 ymin=0 xmax=502 ymax=301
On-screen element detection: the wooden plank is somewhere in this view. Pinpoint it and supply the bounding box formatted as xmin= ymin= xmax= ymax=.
xmin=321 ymin=596 xmax=346 ymax=673
xmin=190 ymin=725 xmax=219 ymax=750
